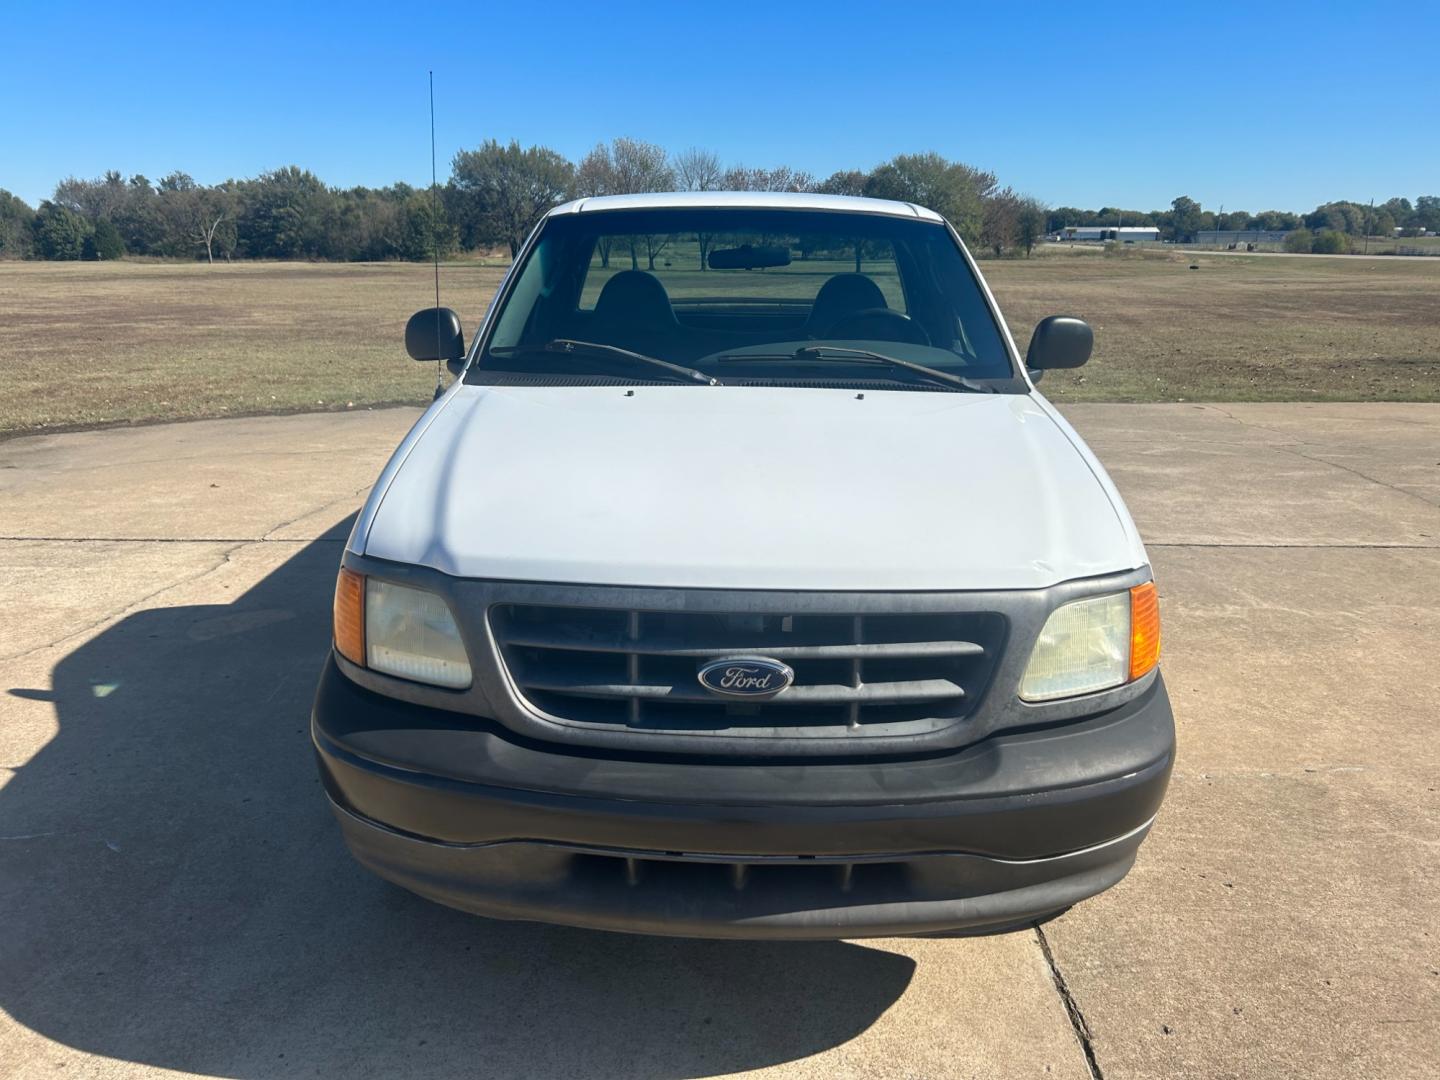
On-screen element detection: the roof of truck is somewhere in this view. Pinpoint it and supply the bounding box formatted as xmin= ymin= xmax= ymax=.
xmin=549 ymin=191 xmax=945 ymax=222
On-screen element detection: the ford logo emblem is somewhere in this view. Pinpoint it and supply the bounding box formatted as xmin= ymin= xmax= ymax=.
xmin=697 ymin=656 xmax=795 ymax=699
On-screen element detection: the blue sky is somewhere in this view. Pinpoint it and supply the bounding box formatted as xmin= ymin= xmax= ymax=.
xmin=3 ymin=0 xmax=1436 ymax=212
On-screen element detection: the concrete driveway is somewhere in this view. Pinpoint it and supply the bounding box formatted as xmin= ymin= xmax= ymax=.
xmin=1 ymin=402 xmax=1436 ymax=1079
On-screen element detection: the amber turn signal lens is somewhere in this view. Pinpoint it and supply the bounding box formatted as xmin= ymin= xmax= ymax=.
xmin=1129 ymin=581 xmax=1161 ymax=680
xmin=333 ymin=567 xmax=365 ymax=666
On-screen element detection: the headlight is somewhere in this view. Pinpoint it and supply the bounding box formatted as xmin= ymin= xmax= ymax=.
xmin=362 ymin=578 xmax=472 ymax=688
xmin=1020 ymin=582 xmax=1160 ymax=702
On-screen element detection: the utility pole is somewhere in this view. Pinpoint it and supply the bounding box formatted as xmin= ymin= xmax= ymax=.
xmin=1365 ymin=198 xmax=1373 ymax=255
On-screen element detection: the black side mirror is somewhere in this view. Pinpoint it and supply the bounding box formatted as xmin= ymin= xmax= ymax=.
xmin=405 ymin=307 xmax=466 ymax=372
xmin=1026 ymin=316 xmax=1093 ymax=373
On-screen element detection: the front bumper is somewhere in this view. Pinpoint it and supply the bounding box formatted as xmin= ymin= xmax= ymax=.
xmin=313 ymin=656 xmax=1174 ymax=938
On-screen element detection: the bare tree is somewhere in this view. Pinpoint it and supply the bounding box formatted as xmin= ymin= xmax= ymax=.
xmin=574 ymin=144 xmax=615 ymax=197
xmin=197 ymin=207 xmax=227 ymax=264
xmin=575 ymin=144 xmax=617 ymax=266
xmin=643 ymin=233 xmax=677 ymax=270
xmin=695 ymin=229 xmax=718 ymax=271
xmin=674 ymin=147 xmax=723 ymax=191
xmin=615 ymin=138 xmax=674 ymax=268
xmin=980 ymin=187 xmax=1022 ymax=258
xmin=669 ymin=148 xmax=724 ymax=268
xmin=722 ymin=166 xmax=754 ymax=191
xmin=159 ymin=181 xmax=235 ymax=263
xmin=609 ymin=137 xmax=675 ymax=193
xmin=580 ymin=138 xmax=676 ymax=269
xmin=771 ymin=166 xmax=817 ymax=193
xmin=721 ymin=164 xmax=817 ymax=192
xmin=1015 ymin=195 xmax=1048 ymax=257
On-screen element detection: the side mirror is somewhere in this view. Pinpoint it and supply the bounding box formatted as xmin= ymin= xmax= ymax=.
xmin=405 ymin=307 xmax=466 ymax=373
xmin=1026 ymin=316 xmax=1093 ymax=374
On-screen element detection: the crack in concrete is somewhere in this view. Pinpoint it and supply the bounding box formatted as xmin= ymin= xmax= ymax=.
xmin=1272 ymin=443 xmax=1440 ymax=509
xmin=0 ymin=486 xmax=367 ymax=663
xmin=0 ymin=540 xmax=251 ymax=664
xmin=0 ymin=445 xmax=389 ymax=473
xmin=0 ymin=486 xmax=371 ymax=548
xmin=1197 ymin=404 xmax=1307 ymax=440
xmin=1199 ymin=405 xmax=1440 ymax=510
xmin=1036 ymin=923 xmax=1104 ymax=1080
xmin=0 ymin=401 xmax=422 ymax=447
xmin=260 ymin=483 xmax=371 ymax=542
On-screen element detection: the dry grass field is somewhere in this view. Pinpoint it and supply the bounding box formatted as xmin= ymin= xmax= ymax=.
xmin=1 ymin=249 xmax=1436 ymax=436
xmin=0 ymin=260 xmax=508 ymax=436
xmin=989 ymin=247 xmax=1440 ymax=403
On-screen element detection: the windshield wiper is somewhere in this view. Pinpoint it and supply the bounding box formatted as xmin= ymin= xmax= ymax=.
xmin=498 ymin=339 xmax=719 ymax=385
xmin=716 ymin=346 xmax=993 ymax=393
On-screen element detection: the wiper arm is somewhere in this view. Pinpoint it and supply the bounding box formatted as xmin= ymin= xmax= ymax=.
xmin=543 ymin=339 xmax=719 ymax=385
xmin=715 ymin=346 xmax=992 ymax=393
xmin=793 ymin=346 xmax=994 ymax=393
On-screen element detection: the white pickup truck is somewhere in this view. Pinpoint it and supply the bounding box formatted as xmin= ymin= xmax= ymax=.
xmin=313 ymin=191 xmax=1173 ymax=938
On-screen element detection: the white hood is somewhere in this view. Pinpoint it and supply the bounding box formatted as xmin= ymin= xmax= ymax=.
xmin=357 ymin=385 xmax=1146 ymax=591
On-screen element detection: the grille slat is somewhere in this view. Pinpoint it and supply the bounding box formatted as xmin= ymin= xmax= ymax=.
xmin=491 ymin=604 xmax=1005 ymax=738
xmin=516 ymin=673 xmax=965 ymax=705
xmin=501 ymin=628 xmax=985 ymax=661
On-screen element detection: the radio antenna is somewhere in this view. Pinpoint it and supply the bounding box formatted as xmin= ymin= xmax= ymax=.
xmin=429 ymin=70 xmax=444 ymax=400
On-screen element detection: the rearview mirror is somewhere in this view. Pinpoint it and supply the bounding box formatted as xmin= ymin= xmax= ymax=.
xmin=707 ymin=244 xmax=791 ymax=270
xmin=1026 ymin=316 xmax=1092 ymax=372
xmin=405 ymin=307 xmax=466 ymax=371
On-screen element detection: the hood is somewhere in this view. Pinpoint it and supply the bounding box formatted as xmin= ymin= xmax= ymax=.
xmin=359 ymin=385 xmax=1144 ymax=591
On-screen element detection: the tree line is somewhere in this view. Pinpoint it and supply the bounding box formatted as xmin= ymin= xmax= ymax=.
xmin=0 ymin=167 xmax=445 ymax=263
xmin=1051 ymin=194 xmax=1440 ymax=245
xmin=2 ymin=137 xmax=1435 ymax=263
xmin=0 ymin=141 xmax=1042 ymax=263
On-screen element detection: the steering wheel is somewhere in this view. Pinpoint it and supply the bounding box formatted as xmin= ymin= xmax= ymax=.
xmin=823 ymin=308 xmax=930 ymax=346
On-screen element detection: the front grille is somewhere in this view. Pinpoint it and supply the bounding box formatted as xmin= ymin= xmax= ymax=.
xmin=490 ymin=604 xmax=1005 ymax=737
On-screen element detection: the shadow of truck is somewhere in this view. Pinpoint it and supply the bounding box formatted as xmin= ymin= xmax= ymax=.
xmin=1 ymin=521 xmax=913 ymax=1078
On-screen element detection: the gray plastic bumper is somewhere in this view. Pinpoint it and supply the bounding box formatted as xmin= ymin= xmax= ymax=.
xmin=328 ymin=798 xmax=1154 ymax=939
xmin=313 ymin=658 xmax=1174 ymax=938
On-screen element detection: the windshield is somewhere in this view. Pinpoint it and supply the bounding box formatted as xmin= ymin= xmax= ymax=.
xmin=469 ymin=207 xmax=1019 ymax=390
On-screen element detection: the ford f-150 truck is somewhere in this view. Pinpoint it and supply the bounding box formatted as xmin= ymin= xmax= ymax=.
xmin=313 ymin=191 xmax=1173 ymax=939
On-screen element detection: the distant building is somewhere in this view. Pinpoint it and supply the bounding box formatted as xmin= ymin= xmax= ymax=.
xmin=1052 ymin=226 xmax=1161 ymax=243
xmin=1195 ymin=229 xmax=1291 ymax=246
